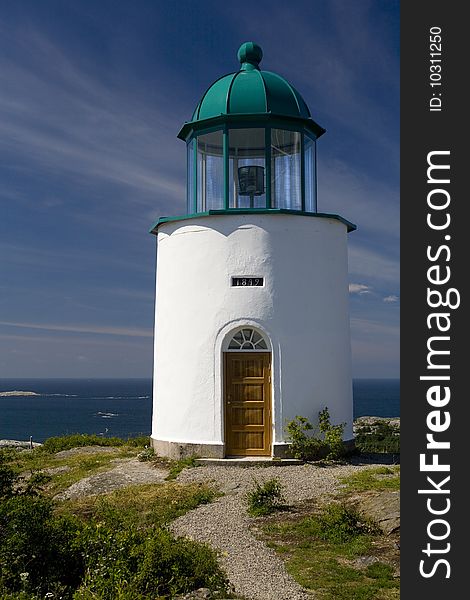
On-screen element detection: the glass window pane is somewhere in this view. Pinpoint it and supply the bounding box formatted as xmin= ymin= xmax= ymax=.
xmin=271 ymin=129 xmax=301 ymax=210
xmin=228 ymin=329 xmax=268 ymax=351
xmin=187 ymin=139 xmax=195 ymax=213
xmin=196 ymin=130 xmax=224 ymax=212
xmin=229 ymin=128 xmax=266 ymax=209
xmin=304 ymin=135 xmax=317 ymax=212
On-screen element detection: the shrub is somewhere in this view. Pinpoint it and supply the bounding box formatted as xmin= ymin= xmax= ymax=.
xmin=285 ymin=416 xmax=325 ymax=461
xmin=73 ymin=523 xmax=229 ymax=599
xmin=247 ymin=478 xmax=285 ymax=516
xmin=0 ymin=462 xmax=15 ymax=498
xmin=355 ymin=421 xmax=400 ymax=454
xmin=137 ymin=446 xmax=155 ymax=462
xmin=0 ymin=451 xmax=229 ymax=599
xmin=318 ymin=408 xmax=346 ymax=460
xmin=286 ymin=408 xmax=346 ymax=461
xmin=0 ymin=493 xmax=229 ymax=599
xmin=129 ymin=529 xmax=228 ymax=598
xmin=0 ymin=494 xmax=84 ymax=598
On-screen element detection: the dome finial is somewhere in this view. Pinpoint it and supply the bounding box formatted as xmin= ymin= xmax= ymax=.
xmin=237 ymin=42 xmax=263 ymax=70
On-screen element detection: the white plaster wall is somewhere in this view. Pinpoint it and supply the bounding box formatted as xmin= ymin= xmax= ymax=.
xmin=152 ymin=213 xmax=353 ymax=451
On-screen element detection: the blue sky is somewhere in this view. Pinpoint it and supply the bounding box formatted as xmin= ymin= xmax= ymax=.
xmin=0 ymin=0 xmax=399 ymax=378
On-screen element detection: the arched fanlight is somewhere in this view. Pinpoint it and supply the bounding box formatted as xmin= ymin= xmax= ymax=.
xmin=228 ymin=328 xmax=268 ymax=350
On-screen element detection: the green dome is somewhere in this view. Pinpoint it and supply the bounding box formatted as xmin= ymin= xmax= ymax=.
xmin=178 ymin=42 xmax=325 ymax=140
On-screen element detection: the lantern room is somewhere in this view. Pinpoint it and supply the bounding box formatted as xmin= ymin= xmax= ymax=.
xmin=179 ymin=42 xmax=324 ymax=215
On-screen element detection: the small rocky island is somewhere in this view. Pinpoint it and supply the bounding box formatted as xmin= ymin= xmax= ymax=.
xmin=0 ymin=390 xmax=41 ymax=397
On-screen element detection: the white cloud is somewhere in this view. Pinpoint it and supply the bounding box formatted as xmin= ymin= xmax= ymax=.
xmin=383 ymin=295 xmax=399 ymax=303
xmin=349 ymin=283 xmax=372 ymax=295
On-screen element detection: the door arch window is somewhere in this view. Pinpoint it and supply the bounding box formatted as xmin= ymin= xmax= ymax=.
xmin=227 ymin=328 xmax=268 ymax=350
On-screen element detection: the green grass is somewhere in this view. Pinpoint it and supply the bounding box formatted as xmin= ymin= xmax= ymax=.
xmin=339 ymin=467 xmax=400 ymax=494
xmin=1 ymin=440 xmax=147 ymax=497
xmin=287 ymin=551 xmax=399 ymax=599
xmin=262 ymin=503 xmax=399 ymax=599
xmin=165 ymin=455 xmax=199 ymax=480
xmin=40 ymin=433 xmax=149 ymax=453
xmin=56 ymin=481 xmax=219 ymax=528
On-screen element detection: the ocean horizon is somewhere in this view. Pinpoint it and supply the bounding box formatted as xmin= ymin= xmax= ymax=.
xmin=0 ymin=378 xmax=399 ymax=443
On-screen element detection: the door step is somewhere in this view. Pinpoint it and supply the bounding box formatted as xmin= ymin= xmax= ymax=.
xmin=196 ymin=456 xmax=303 ymax=466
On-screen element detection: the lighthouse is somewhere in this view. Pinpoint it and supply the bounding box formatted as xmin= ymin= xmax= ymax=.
xmin=150 ymin=42 xmax=356 ymax=459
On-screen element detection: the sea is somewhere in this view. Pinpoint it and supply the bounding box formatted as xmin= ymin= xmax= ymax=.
xmin=0 ymin=378 xmax=399 ymax=443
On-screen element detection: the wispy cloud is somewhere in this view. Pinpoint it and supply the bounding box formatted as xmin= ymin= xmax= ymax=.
xmin=383 ymin=295 xmax=399 ymax=303
xmin=348 ymin=244 xmax=399 ymax=287
xmin=0 ymin=321 xmax=153 ymax=338
xmin=0 ymin=28 xmax=186 ymax=218
xmin=350 ymin=317 xmax=399 ymax=338
xmin=0 ymin=241 xmax=152 ymax=274
xmin=225 ymin=1 xmax=399 ymax=161
xmin=319 ymin=159 xmax=399 ymax=238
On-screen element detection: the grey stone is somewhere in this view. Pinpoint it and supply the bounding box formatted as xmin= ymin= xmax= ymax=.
xmin=357 ymin=490 xmax=400 ymax=534
xmin=352 ymin=555 xmax=380 ymax=568
xmin=55 ymin=457 xmax=167 ymax=500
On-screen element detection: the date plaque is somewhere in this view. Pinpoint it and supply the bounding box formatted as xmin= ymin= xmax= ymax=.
xmin=231 ymin=277 xmax=264 ymax=287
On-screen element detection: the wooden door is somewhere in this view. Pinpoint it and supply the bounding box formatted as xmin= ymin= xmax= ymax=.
xmin=224 ymin=352 xmax=271 ymax=456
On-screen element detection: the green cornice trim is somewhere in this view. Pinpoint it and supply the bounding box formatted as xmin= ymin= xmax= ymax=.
xmin=150 ymin=209 xmax=356 ymax=235
xmin=177 ymin=112 xmax=325 ymax=142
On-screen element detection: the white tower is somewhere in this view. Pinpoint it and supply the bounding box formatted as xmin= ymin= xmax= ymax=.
xmin=151 ymin=43 xmax=355 ymax=459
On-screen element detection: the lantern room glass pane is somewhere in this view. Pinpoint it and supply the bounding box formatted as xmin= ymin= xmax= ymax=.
xmin=196 ymin=130 xmax=224 ymax=211
xmin=228 ymin=128 xmax=266 ymax=208
xmin=187 ymin=139 xmax=195 ymax=213
xmin=304 ymin=134 xmax=317 ymax=212
xmin=271 ymin=129 xmax=301 ymax=210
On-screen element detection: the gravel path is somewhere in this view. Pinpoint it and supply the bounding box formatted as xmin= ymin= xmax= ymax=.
xmin=171 ymin=462 xmax=389 ymax=600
